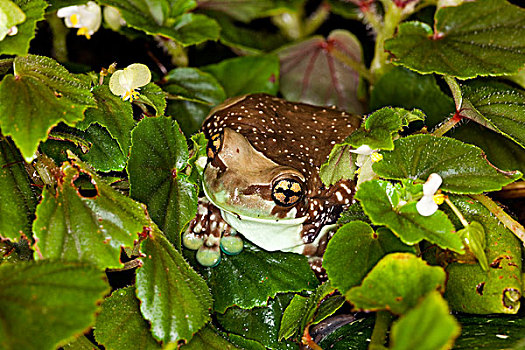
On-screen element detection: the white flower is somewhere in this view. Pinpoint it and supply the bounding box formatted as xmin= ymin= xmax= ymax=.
xmin=416 ymin=173 xmax=444 ymax=216
xmin=109 ymin=63 xmax=152 ymax=102
xmin=350 ymin=145 xmax=383 ymax=167
xmin=57 ymin=1 xmax=101 ymax=39
xmin=0 ymin=0 xmax=26 ymax=41
xmin=350 ymin=145 xmax=383 ymax=187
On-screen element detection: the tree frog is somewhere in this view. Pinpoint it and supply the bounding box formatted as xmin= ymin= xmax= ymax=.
xmin=183 ymin=94 xmax=361 ymax=272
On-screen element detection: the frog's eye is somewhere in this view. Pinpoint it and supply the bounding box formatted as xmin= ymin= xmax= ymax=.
xmin=271 ymin=178 xmax=303 ymax=207
xmin=207 ymin=133 xmax=223 ymax=159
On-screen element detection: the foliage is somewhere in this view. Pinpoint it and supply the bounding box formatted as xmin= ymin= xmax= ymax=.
xmin=0 ymin=0 xmax=524 ymax=349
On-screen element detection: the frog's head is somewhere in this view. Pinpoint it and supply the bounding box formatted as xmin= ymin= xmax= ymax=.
xmin=204 ymin=126 xmax=307 ymax=220
xmin=199 ymin=94 xmax=361 ymax=253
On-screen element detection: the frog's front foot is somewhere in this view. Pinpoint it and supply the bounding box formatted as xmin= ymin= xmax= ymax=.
xmin=183 ymin=198 xmax=244 ymax=267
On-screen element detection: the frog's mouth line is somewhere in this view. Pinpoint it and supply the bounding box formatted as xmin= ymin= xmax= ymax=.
xmin=203 ymin=183 xmax=309 ymax=253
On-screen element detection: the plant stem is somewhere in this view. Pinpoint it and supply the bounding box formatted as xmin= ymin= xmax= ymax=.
xmin=432 ymin=76 xmax=464 ymax=136
xmin=370 ymin=2 xmax=403 ymax=77
xmin=445 ymin=197 xmax=469 ymax=227
xmin=46 ymin=13 xmax=69 ymax=63
xmin=361 ymin=4 xmax=383 ymax=34
xmin=302 ymin=325 xmax=323 ymax=350
xmin=369 ymin=310 xmax=392 ymax=350
xmin=304 ymin=3 xmax=330 ymax=37
xmin=432 ymin=114 xmax=461 ymax=136
xmin=471 ymin=194 xmax=525 ymax=245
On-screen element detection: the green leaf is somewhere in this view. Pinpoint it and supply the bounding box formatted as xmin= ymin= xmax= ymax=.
xmin=450 ymin=123 xmax=525 ymax=174
xmin=181 ymin=326 xmax=243 ymax=350
xmin=390 ymin=291 xmax=460 ymax=350
xmin=370 ymin=67 xmax=455 ymax=127
xmin=347 ymin=107 xmax=424 ymax=150
xmin=384 ymin=0 xmax=525 ymax=79
xmin=457 ymin=221 xmax=489 ymax=271
xmin=454 ymin=313 xmax=525 ymax=349
xmin=346 ymin=253 xmax=446 ymax=315
xmin=164 ymin=67 xmax=226 ymax=135
xmin=278 ymin=295 xmax=308 ymax=341
xmin=99 ymin=0 xmax=219 ymax=46
xmin=373 ymin=134 xmax=522 ymax=193
xmin=0 ymin=0 xmax=47 ymax=55
xmin=43 ymin=0 xmax=86 ymax=13
xmin=324 ymin=221 xmax=416 ymax=295
xmin=319 ymin=144 xmax=357 ymax=186
xmin=0 ymin=261 xmax=109 ymax=350
xmin=202 ymin=54 xmax=279 ymax=97
xmin=318 ymin=315 xmax=374 ymax=350
xmin=279 ymin=282 xmax=344 ymax=341
xmin=460 ymin=80 xmax=525 ymax=150
xmin=77 ymin=85 xmax=134 ymax=156
xmin=444 ymin=196 xmax=522 ymax=314
xmin=0 ymin=55 xmax=96 ymax=161
xmin=227 ymin=334 xmax=267 ymax=350
xmin=41 ymin=123 xmax=127 ymax=172
xmin=77 ymin=123 xmax=127 ymax=172
xmin=94 ymin=287 xmax=161 ymax=350
xmin=217 ymin=293 xmax=299 ymax=350
xmin=337 ymin=202 xmax=370 ymax=225
xmin=137 ymin=82 xmax=167 ymax=117
xmin=128 ymin=116 xmax=197 ymax=247
xmin=33 ymin=157 xmax=150 ymax=269
xmin=354 ymin=180 xmax=463 ymax=253
xmin=137 ymin=229 xmax=212 ymax=345
xmin=210 ymin=14 xmax=288 ymax=55
xmin=198 ymin=0 xmax=300 ymax=23
xmin=62 ymin=336 xmax=100 ymax=350
xmin=0 ymin=136 xmax=36 ymax=240
xmin=278 ymin=30 xmax=365 ymax=114
xmin=188 ymin=243 xmax=318 ymax=313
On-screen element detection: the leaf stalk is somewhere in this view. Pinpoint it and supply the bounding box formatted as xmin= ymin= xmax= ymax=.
xmin=444 ymin=197 xmax=469 ymax=227
xmin=470 ymin=194 xmax=525 ymax=245
xmin=369 ymin=310 xmax=392 ymax=350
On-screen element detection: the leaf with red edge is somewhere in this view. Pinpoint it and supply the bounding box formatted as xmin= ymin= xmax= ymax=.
xmin=278 ymin=29 xmax=365 ymax=114
xmin=33 ymin=155 xmax=151 ymax=269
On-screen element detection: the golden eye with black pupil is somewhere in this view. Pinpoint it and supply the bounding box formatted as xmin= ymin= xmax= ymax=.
xmin=271 ymin=178 xmax=303 ymax=207
xmin=207 ymin=133 xmax=223 ymax=160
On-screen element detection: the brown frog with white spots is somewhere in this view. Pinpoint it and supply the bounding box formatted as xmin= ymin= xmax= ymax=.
xmin=183 ymin=94 xmax=361 ymax=273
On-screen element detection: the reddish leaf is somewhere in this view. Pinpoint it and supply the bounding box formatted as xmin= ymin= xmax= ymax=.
xmin=278 ymin=29 xmax=365 ymax=114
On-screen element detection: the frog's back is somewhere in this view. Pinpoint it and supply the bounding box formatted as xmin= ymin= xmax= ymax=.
xmin=202 ymin=94 xmax=362 ymax=183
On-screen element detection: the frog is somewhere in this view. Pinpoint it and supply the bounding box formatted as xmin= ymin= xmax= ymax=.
xmin=183 ymin=94 xmax=361 ymax=273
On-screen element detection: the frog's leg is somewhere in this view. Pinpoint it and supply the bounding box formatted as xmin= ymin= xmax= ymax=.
xmin=183 ymin=198 xmax=243 ymax=266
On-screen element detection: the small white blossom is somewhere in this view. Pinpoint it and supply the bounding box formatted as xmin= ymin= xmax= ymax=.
xmin=109 ymin=63 xmax=152 ymax=102
xmin=416 ymin=173 xmax=444 ymax=216
xmin=57 ymin=1 xmax=101 ymax=39
xmin=350 ymin=145 xmax=383 ymax=187
xmin=350 ymin=145 xmax=383 ymax=167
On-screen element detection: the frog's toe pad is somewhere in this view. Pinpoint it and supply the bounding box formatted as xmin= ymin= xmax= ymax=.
xmin=182 ymin=231 xmax=204 ymax=250
xmin=196 ymin=246 xmax=221 ymax=267
xmin=220 ymin=235 xmax=244 ymax=255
